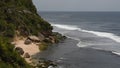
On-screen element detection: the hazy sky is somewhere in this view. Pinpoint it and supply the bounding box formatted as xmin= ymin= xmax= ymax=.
xmin=32 ymin=0 xmax=120 ymax=11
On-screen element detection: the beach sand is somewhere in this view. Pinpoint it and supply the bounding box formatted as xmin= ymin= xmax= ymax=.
xmin=13 ymin=37 xmax=40 ymax=63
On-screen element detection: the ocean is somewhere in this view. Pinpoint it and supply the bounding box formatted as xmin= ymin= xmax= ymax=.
xmin=36 ymin=12 xmax=120 ymax=68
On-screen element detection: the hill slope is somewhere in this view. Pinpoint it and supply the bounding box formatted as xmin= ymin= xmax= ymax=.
xmin=0 ymin=0 xmax=54 ymax=68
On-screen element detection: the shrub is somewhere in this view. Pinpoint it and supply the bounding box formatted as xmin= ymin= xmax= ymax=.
xmin=38 ymin=42 xmax=49 ymax=51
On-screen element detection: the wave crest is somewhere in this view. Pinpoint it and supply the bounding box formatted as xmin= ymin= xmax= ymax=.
xmin=52 ymin=23 xmax=120 ymax=43
xmin=52 ymin=24 xmax=80 ymax=30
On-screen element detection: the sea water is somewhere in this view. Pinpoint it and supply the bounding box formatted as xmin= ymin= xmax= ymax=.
xmin=39 ymin=12 xmax=120 ymax=55
xmin=37 ymin=12 xmax=120 ymax=68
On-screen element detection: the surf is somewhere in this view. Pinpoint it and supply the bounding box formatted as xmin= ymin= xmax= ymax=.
xmin=52 ymin=23 xmax=120 ymax=43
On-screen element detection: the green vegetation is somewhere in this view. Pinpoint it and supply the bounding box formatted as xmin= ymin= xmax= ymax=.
xmin=0 ymin=0 xmax=53 ymax=68
xmin=0 ymin=37 xmax=32 ymax=68
xmin=38 ymin=42 xmax=49 ymax=51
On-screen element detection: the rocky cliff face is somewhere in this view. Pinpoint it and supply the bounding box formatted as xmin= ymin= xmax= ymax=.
xmin=0 ymin=0 xmax=53 ymax=68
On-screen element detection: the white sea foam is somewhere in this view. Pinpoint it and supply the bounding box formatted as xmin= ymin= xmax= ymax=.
xmin=112 ymin=51 xmax=120 ymax=56
xmin=52 ymin=24 xmax=80 ymax=30
xmin=52 ymin=24 xmax=120 ymax=43
xmin=81 ymin=30 xmax=120 ymax=43
xmin=52 ymin=23 xmax=120 ymax=56
xmin=66 ymin=36 xmax=87 ymax=47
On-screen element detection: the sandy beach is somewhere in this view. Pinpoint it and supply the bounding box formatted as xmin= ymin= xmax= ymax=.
xmin=13 ymin=37 xmax=40 ymax=63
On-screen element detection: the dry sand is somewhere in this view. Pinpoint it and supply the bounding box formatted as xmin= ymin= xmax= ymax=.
xmin=13 ymin=38 xmax=40 ymax=63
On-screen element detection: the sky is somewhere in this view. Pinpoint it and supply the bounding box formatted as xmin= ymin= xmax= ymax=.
xmin=32 ymin=0 xmax=120 ymax=11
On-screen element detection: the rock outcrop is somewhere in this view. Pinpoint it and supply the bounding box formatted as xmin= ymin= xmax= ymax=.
xmin=15 ymin=47 xmax=24 ymax=55
xmin=31 ymin=58 xmax=57 ymax=68
xmin=24 ymin=53 xmax=30 ymax=58
xmin=24 ymin=39 xmax=32 ymax=45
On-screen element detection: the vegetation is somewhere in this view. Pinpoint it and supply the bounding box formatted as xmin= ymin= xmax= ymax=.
xmin=38 ymin=42 xmax=49 ymax=51
xmin=0 ymin=37 xmax=32 ymax=68
xmin=0 ymin=0 xmax=53 ymax=68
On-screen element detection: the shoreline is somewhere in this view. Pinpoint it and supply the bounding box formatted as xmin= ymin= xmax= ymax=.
xmin=32 ymin=38 xmax=120 ymax=68
xmin=12 ymin=26 xmax=120 ymax=68
xmin=12 ymin=32 xmax=66 ymax=67
xmin=53 ymin=25 xmax=120 ymax=57
xmin=13 ymin=37 xmax=40 ymax=63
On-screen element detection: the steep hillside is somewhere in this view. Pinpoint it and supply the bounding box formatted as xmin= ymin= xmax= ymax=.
xmin=0 ymin=0 xmax=53 ymax=38
xmin=0 ymin=0 xmax=54 ymax=68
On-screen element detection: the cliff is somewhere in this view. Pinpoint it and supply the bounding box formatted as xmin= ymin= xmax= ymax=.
xmin=0 ymin=0 xmax=59 ymax=68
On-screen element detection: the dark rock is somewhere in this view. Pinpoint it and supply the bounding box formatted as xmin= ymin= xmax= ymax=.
xmin=41 ymin=31 xmax=52 ymax=37
xmin=51 ymin=32 xmax=66 ymax=43
xmin=24 ymin=39 xmax=32 ymax=45
xmin=63 ymin=36 xmax=67 ymax=39
xmin=43 ymin=38 xmax=52 ymax=43
xmin=31 ymin=58 xmax=58 ymax=68
xmin=24 ymin=53 xmax=30 ymax=58
xmin=15 ymin=47 xmax=24 ymax=55
xmin=49 ymin=61 xmax=57 ymax=67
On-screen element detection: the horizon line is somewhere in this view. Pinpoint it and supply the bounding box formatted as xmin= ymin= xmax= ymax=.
xmin=38 ymin=10 xmax=120 ymax=12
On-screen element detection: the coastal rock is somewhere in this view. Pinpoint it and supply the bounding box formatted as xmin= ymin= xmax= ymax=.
xmin=49 ymin=36 xmax=56 ymax=43
xmin=42 ymin=31 xmax=52 ymax=37
xmin=15 ymin=47 xmax=24 ymax=55
xmin=43 ymin=38 xmax=52 ymax=44
xmin=24 ymin=39 xmax=32 ymax=45
xmin=38 ymin=33 xmax=45 ymax=41
xmin=63 ymin=36 xmax=67 ymax=39
xmin=24 ymin=53 xmax=30 ymax=58
xmin=31 ymin=58 xmax=58 ymax=68
xmin=51 ymin=32 xmax=67 ymax=43
xmin=28 ymin=36 xmax=40 ymax=43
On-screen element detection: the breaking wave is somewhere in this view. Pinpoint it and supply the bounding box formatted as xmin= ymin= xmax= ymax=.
xmin=52 ymin=23 xmax=120 ymax=43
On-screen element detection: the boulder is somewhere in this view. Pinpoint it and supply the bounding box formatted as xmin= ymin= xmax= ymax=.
xmin=24 ymin=53 xmax=30 ymax=58
xmin=52 ymin=32 xmax=67 ymax=42
xmin=15 ymin=47 xmax=24 ymax=55
xmin=63 ymin=36 xmax=67 ymax=39
xmin=31 ymin=58 xmax=58 ymax=68
xmin=41 ymin=31 xmax=52 ymax=37
xmin=28 ymin=35 xmax=40 ymax=42
xmin=24 ymin=39 xmax=31 ymax=45
xmin=49 ymin=36 xmax=56 ymax=43
xmin=38 ymin=33 xmax=45 ymax=41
